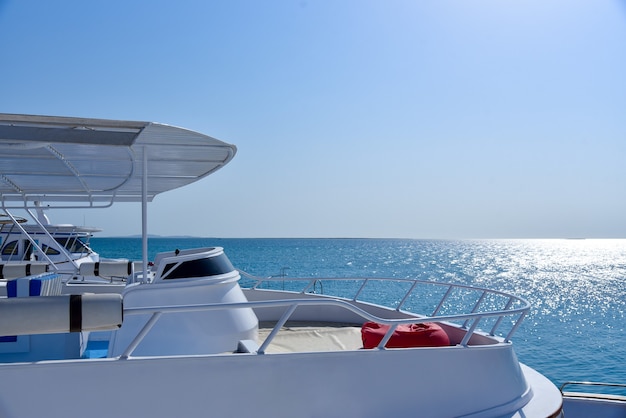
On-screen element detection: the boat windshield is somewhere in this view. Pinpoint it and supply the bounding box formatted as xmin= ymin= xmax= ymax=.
xmin=54 ymin=237 xmax=91 ymax=254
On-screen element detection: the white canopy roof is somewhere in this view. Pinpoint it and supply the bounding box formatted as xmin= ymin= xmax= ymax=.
xmin=0 ymin=113 xmax=237 ymax=207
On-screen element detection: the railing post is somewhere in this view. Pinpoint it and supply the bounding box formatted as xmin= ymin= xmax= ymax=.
xmin=463 ymin=290 xmax=487 ymax=329
xmin=459 ymin=317 xmax=482 ymax=347
xmin=257 ymin=304 xmax=298 ymax=354
xmin=120 ymin=312 xmax=162 ymax=359
xmin=489 ymin=297 xmax=515 ymax=336
xmin=377 ymin=323 xmax=399 ymax=349
xmin=301 ymin=279 xmax=317 ymax=294
xmin=431 ymin=285 xmax=454 ymax=316
xmin=504 ymin=311 xmax=527 ymax=343
xmin=396 ymin=280 xmax=418 ymax=311
xmin=353 ymin=279 xmax=369 ymax=301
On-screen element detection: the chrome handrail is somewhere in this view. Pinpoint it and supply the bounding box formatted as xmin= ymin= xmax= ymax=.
xmin=119 ymin=275 xmax=530 ymax=358
xmin=239 ymin=272 xmax=528 ymax=305
xmin=560 ymin=381 xmax=626 ymax=393
xmin=240 ymin=274 xmax=530 ymax=343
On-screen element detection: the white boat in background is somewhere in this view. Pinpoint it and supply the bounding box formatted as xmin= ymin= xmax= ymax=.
xmin=0 ymin=208 xmax=102 ymax=282
xmin=0 ymin=205 xmax=150 ymax=291
xmin=0 ymin=113 xmax=623 ymax=417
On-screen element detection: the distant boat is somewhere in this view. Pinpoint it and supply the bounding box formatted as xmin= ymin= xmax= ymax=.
xmin=0 ymin=209 xmax=100 ymax=280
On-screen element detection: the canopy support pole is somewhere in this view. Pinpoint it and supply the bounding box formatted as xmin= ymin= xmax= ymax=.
xmin=141 ymin=146 xmax=148 ymax=283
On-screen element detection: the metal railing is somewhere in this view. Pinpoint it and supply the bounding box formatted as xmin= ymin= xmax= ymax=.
xmin=118 ymin=274 xmax=530 ymax=358
xmin=560 ymin=381 xmax=626 ymax=399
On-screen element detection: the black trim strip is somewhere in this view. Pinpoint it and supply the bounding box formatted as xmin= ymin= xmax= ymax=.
xmin=69 ymin=295 xmax=82 ymax=332
xmin=94 ymin=262 xmax=100 ymax=276
xmin=25 ymin=263 xmax=31 ymax=276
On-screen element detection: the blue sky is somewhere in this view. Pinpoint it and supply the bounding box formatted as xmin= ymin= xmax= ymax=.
xmin=1 ymin=1 xmax=625 ymax=238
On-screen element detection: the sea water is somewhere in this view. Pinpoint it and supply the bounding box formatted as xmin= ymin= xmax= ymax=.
xmin=92 ymin=237 xmax=626 ymax=388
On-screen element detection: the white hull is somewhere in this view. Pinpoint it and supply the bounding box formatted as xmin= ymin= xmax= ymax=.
xmin=0 ymin=352 xmax=561 ymax=418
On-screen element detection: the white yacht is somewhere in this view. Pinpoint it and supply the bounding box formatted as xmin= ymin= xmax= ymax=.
xmin=0 ymin=209 xmax=101 ymax=280
xmin=0 ymin=113 xmax=622 ymax=417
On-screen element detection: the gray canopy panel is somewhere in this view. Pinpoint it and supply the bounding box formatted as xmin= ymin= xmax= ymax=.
xmin=0 ymin=113 xmax=236 ymax=206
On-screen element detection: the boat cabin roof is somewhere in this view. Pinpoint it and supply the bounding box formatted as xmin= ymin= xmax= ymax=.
xmin=0 ymin=113 xmax=236 ymax=206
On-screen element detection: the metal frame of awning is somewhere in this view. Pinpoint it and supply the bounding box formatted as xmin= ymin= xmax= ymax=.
xmin=0 ymin=113 xmax=236 ymax=207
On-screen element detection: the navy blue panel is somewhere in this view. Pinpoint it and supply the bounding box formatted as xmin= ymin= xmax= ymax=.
xmin=0 ymin=336 xmax=18 ymax=343
xmin=30 ymin=279 xmax=42 ymax=296
xmin=6 ymin=280 xmax=16 ymax=298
